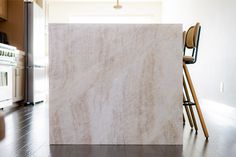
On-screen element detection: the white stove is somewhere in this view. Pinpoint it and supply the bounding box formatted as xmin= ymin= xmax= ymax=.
xmin=0 ymin=43 xmax=17 ymax=109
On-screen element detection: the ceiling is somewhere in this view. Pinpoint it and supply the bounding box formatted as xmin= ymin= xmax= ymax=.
xmin=48 ymin=0 xmax=162 ymax=2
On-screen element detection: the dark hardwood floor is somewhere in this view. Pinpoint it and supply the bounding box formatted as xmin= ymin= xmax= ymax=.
xmin=0 ymin=100 xmax=236 ymax=157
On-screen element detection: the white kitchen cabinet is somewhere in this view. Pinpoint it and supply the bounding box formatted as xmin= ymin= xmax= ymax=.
xmin=12 ymin=51 xmax=25 ymax=103
xmin=13 ymin=68 xmax=25 ymax=102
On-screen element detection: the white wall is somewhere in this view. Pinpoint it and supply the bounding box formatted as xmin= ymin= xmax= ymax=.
xmin=162 ymin=0 xmax=236 ymax=107
xmin=48 ymin=0 xmax=236 ymax=107
xmin=48 ymin=1 xmax=162 ymax=23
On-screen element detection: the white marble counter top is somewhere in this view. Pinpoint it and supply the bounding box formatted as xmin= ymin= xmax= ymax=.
xmin=49 ymin=24 xmax=182 ymax=145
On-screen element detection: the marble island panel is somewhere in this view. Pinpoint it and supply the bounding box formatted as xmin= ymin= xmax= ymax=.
xmin=49 ymin=24 xmax=182 ymax=145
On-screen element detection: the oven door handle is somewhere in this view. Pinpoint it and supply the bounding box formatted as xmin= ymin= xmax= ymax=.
xmin=27 ymin=65 xmax=45 ymax=69
xmin=0 ymin=99 xmax=11 ymax=103
xmin=0 ymin=61 xmax=17 ymax=66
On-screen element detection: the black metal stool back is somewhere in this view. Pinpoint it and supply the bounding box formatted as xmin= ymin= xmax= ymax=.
xmin=183 ymin=23 xmax=201 ymax=64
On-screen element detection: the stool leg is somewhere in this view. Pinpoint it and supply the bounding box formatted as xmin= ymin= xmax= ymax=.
xmin=183 ymin=63 xmax=209 ymax=138
xmin=183 ymin=93 xmax=193 ymax=128
xmin=183 ymin=76 xmax=198 ymax=131
xmin=183 ymin=114 xmax=186 ymax=125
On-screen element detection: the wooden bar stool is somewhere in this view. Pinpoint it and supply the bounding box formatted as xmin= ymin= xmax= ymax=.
xmin=182 ymin=31 xmax=195 ymax=129
xmin=183 ymin=23 xmax=209 ymax=139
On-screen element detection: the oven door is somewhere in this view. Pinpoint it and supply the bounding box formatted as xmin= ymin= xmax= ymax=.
xmin=0 ymin=64 xmax=13 ymax=108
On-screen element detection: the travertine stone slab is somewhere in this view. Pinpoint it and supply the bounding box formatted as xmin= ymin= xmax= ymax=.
xmin=49 ymin=24 xmax=182 ymax=145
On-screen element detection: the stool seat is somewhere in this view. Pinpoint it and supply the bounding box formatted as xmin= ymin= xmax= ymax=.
xmin=183 ymin=56 xmax=194 ymax=63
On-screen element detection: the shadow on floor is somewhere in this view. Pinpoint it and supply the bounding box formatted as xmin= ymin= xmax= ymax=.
xmin=50 ymin=145 xmax=182 ymax=157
